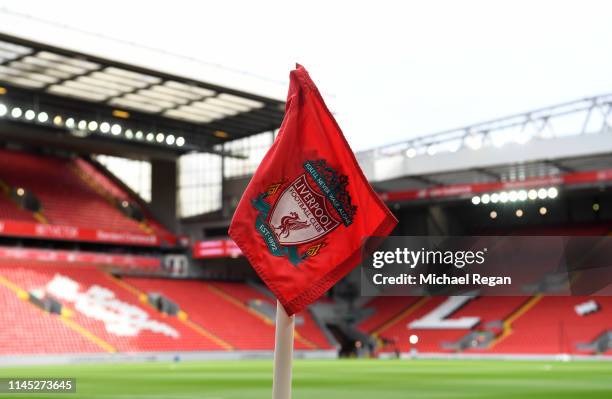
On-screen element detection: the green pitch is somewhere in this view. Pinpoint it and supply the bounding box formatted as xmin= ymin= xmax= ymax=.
xmin=1 ymin=359 xmax=611 ymax=398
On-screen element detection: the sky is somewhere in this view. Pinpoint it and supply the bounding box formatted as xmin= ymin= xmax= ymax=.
xmin=0 ymin=0 xmax=611 ymax=151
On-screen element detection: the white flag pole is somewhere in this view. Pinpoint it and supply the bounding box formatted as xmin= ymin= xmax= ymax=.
xmin=272 ymin=300 xmax=295 ymax=399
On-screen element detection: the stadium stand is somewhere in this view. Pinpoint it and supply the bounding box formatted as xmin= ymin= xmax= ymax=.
xmin=360 ymin=295 xmax=612 ymax=355
xmin=0 ymin=148 xmax=175 ymax=246
xmin=125 ymin=278 xmax=333 ymax=350
xmin=358 ymin=296 xmax=422 ymax=334
xmin=0 ymin=278 xmax=104 ymax=354
xmin=0 ymin=33 xmax=610 ymax=363
xmin=208 ymin=281 xmax=333 ymax=349
xmin=0 ymin=190 xmax=35 ymax=222
xmin=491 ymin=296 xmax=612 ymax=355
xmin=0 ymin=259 xmax=226 ymax=353
xmin=73 ymin=158 xmax=175 ymax=243
xmin=0 ymin=149 xmax=141 ymax=232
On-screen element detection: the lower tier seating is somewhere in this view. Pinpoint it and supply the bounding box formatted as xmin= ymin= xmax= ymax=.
xmin=0 ymin=259 xmax=225 ymax=353
xmin=0 ymin=283 xmax=104 ymax=354
xmin=125 ymin=278 xmax=333 ymax=350
xmin=208 ymin=281 xmax=333 ymax=349
xmin=0 ymin=258 xmax=333 ymax=355
xmin=362 ymin=295 xmax=612 ymax=355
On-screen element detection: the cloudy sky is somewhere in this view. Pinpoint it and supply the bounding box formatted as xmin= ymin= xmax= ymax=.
xmin=1 ymin=0 xmax=611 ymax=151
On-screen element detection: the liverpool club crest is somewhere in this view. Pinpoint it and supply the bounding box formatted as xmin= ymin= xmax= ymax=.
xmin=251 ymin=159 xmax=357 ymax=266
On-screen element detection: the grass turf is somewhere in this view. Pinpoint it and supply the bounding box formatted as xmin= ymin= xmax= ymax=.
xmin=0 ymin=359 xmax=611 ymax=398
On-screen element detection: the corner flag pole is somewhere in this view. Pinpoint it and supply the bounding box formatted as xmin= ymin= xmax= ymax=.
xmin=272 ymin=300 xmax=295 ymax=399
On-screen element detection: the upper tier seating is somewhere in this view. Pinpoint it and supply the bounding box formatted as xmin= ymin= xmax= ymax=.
xmin=73 ymin=158 xmax=173 ymax=241
xmin=0 ymin=149 xmax=142 ymax=232
xmin=0 ymin=148 xmax=173 ymax=242
xmin=0 ymin=193 xmax=35 ymax=222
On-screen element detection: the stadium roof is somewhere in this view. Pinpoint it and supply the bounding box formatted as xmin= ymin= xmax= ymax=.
xmin=0 ymin=32 xmax=285 ymax=156
xmin=357 ymin=94 xmax=612 ymax=204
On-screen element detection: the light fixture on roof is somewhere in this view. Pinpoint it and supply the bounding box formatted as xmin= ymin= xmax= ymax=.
xmin=473 ymin=187 xmax=559 ymax=206
xmin=527 ymin=189 xmax=538 ymax=200
xmin=426 ymin=146 xmax=437 ymax=156
xmin=139 ymin=88 xmax=189 ymax=105
xmin=37 ymin=112 xmax=48 ymax=123
xmin=100 ymin=122 xmax=110 ymax=133
xmin=205 ymin=97 xmax=251 ymax=112
xmin=539 ymin=206 xmax=547 ymax=215
xmin=111 ymin=124 xmax=122 ymax=135
xmin=464 ymin=133 xmax=483 ymax=150
xmin=184 ymin=104 xmax=225 ymax=119
xmin=471 ymin=196 xmax=480 ymax=205
xmin=0 ymin=98 xmax=191 ymax=149
xmin=515 ymin=209 xmax=524 ymax=218
xmin=48 ymin=84 xmax=108 ymax=102
xmin=163 ymin=109 xmax=207 ymax=123
xmin=164 ymin=80 xmax=215 ymax=98
xmin=537 ymin=188 xmax=548 ymax=200
xmin=489 ymin=210 xmax=497 ymax=219
xmin=112 ymin=109 xmax=130 ymax=119
xmin=125 ymin=93 xmax=174 ymax=109
xmin=16 ymin=187 xmax=25 ymax=196
xmin=217 ymin=93 xmax=264 ymax=109
xmin=11 ymin=107 xmax=22 ymax=118
xmin=193 ymin=101 xmax=238 ymax=116
xmin=213 ymin=130 xmax=229 ymax=139
xmin=104 ymin=66 xmax=160 ymax=85
xmin=491 ymin=134 xmax=506 ymax=148
xmin=109 ymin=98 xmax=163 ymax=113
xmin=405 ymin=148 xmax=417 ymax=158
xmin=24 ymin=110 xmax=36 ymax=121
xmin=0 ymin=87 xmax=6 ymax=95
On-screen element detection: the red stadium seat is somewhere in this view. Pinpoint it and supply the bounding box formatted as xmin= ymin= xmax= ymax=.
xmin=126 ymin=278 xmax=333 ymax=350
xmin=0 ymin=259 xmax=225 ymax=354
xmin=0 ymin=148 xmax=174 ymax=244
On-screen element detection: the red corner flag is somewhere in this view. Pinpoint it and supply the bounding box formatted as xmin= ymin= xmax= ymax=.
xmin=229 ymin=65 xmax=397 ymax=315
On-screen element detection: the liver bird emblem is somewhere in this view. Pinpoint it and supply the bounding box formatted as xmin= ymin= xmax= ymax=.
xmin=274 ymin=212 xmax=310 ymax=239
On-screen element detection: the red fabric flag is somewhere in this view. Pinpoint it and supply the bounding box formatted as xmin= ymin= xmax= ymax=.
xmin=229 ymin=65 xmax=397 ymax=315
